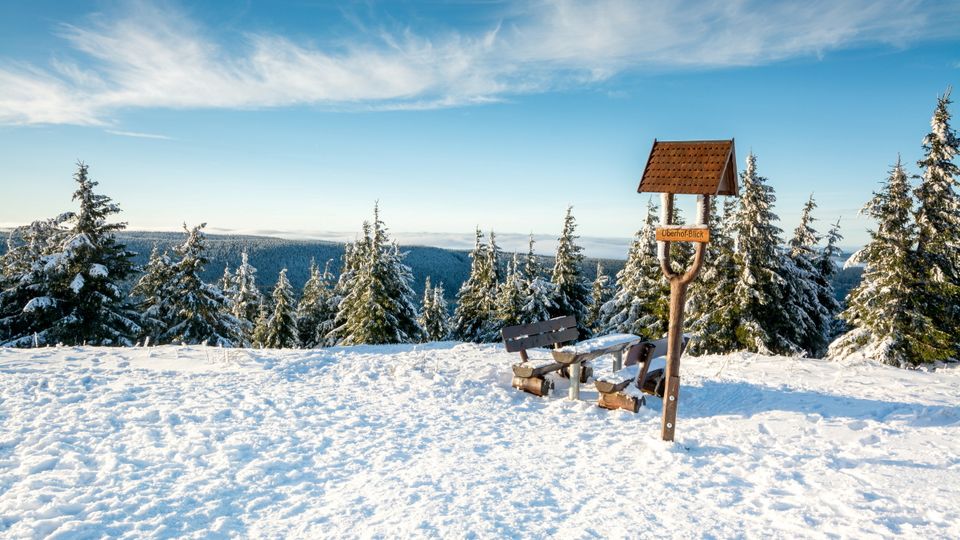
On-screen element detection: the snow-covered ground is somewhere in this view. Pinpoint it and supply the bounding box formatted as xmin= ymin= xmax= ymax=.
xmin=0 ymin=344 xmax=958 ymax=539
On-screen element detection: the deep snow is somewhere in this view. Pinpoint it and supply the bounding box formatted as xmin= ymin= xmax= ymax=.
xmin=0 ymin=343 xmax=958 ymax=538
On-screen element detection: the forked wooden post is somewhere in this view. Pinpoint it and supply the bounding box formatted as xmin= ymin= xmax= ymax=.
xmin=657 ymin=194 xmax=710 ymax=441
xmin=637 ymin=138 xmax=738 ymax=441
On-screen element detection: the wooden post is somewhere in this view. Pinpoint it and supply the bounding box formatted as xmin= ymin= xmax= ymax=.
xmin=657 ymin=194 xmax=710 ymax=441
xmin=568 ymin=362 xmax=581 ymax=400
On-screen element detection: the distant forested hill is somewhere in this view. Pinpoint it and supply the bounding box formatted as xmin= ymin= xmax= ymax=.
xmin=2 ymin=229 xmax=858 ymax=303
xmin=114 ymin=231 xmax=625 ymax=304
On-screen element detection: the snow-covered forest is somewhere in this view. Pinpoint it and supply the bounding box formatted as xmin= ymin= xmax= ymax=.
xmin=1 ymin=91 xmax=958 ymax=367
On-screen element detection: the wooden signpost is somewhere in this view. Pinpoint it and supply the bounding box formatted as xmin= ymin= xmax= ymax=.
xmin=637 ymin=139 xmax=738 ymax=441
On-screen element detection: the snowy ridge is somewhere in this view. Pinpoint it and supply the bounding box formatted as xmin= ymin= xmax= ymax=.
xmin=0 ymin=344 xmax=958 ymax=538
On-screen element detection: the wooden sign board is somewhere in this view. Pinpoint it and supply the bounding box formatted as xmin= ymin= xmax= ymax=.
xmin=656 ymin=227 xmax=710 ymax=243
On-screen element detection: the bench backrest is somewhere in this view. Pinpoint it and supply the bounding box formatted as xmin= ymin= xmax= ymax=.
xmin=501 ymin=316 xmax=578 ymax=352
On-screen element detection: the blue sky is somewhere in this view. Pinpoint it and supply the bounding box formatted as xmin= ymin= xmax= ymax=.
xmin=1 ymin=0 xmax=959 ymax=253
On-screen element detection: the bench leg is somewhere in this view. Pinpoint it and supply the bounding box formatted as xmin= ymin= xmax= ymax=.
xmin=569 ymin=363 xmax=581 ymax=400
xmin=612 ymin=350 xmax=623 ymax=372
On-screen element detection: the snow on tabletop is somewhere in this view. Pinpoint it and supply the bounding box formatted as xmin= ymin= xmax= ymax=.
xmin=0 ymin=344 xmax=959 ymax=538
xmin=555 ymin=333 xmax=641 ymax=353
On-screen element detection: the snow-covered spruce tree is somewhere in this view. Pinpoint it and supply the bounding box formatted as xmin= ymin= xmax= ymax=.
xmin=130 ymin=245 xmax=176 ymax=342
xmin=419 ymin=277 xmax=450 ymax=342
xmin=161 ymin=224 xmax=243 ymax=347
xmin=331 ymin=205 xmax=422 ymax=345
xmin=452 ymin=228 xmax=498 ymax=342
xmin=1 ymin=163 xmax=139 ymax=346
xmin=914 ymin=88 xmax=960 ymax=359
xmin=488 ymin=230 xmax=503 ymax=284
xmin=829 ymin=159 xmax=950 ymax=366
xmin=585 ymin=261 xmax=613 ymax=334
xmin=297 ymin=259 xmax=337 ymax=347
xmin=262 ymin=268 xmax=299 ymax=349
xmin=732 ymin=153 xmax=802 ymax=355
xmin=518 ymin=235 xmax=557 ymax=326
xmin=686 ymin=197 xmax=741 ymax=355
xmin=494 ymin=254 xmax=526 ymax=330
xmin=0 ymin=214 xmax=71 ymax=346
xmin=251 ymin=302 xmax=270 ymax=348
xmin=599 ymin=200 xmax=668 ymax=340
xmin=219 ymin=265 xmax=236 ymax=296
xmin=785 ymin=195 xmax=833 ymax=356
xmin=230 ymin=249 xmax=262 ymax=339
xmin=550 ymin=206 xmax=592 ymax=336
xmin=813 ymin=218 xmax=844 ymax=339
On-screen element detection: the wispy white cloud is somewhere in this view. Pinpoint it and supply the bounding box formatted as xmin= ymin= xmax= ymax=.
xmin=1 ymin=0 xmax=957 ymax=125
xmin=105 ymin=129 xmax=173 ymax=140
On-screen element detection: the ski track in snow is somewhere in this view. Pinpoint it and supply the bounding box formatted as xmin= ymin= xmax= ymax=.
xmin=0 ymin=344 xmax=958 ymax=539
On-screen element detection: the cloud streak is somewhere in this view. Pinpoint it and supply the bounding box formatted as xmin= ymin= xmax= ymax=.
xmin=1 ymin=0 xmax=957 ymax=125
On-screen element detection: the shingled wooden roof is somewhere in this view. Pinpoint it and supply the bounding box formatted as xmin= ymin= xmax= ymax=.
xmin=637 ymin=139 xmax=738 ymax=196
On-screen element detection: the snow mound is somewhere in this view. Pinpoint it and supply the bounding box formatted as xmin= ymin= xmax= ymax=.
xmin=0 ymin=344 xmax=958 ymax=538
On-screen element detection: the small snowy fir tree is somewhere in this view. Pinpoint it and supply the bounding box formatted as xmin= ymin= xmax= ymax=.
xmin=732 ymin=153 xmax=802 ymax=355
xmin=219 ymin=265 xmax=236 ymax=297
xmin=229 ymin=249 xmax=262 ymax=339
xmin=785 ymin=195 xmax=832 ymax=356
xmin=494 ymin=255 xmax=526 ymax=330
xmin=251 ymin=302 xmax=270 ymax=348
xmin=913 ymin=88 xmax=960 ymax=359
xmin=1 ymin=163 xmax=139 ymax=346
xmin=262 ymin=268 xmax=299 ymax=349
xmin=585 ymin=261 xmax=613 ymax=334
xmin=813 ymin=218 xmax=844 ymax=339
xmin=130 ymin=245 xmax=175 ymax=342
xmin=829 ymin=159 xmax=950 ymax=366
xmin=452 ymin=228 xmax=498 ymax=342
xmin=418 ymin=277 xmax=450 ymax=342
xmin=296 ymin=259 xmax=337 ymax=347
xmin=550 ymin=206 xmax=591 ymax=336
xmin=599 ymin=200 xmax=667 ymax=340
xmin=518 ymin=235 xmax=557 ymax=326
xmin=331 ymin=205 xmax=422 ymax=345
xmin=686 ymin=197 xmax=740 ymax=354
xmin=162 ymin=224 xmax=244 ymax=347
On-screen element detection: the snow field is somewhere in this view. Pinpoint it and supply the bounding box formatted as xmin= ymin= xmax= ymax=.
xmin=0 ymin=344 xmax=958 ymax=538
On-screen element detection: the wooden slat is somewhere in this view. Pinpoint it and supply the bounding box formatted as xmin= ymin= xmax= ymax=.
xmin=505 ymin=327 xmax=579 ymax=352
xmin=501 ymin=315 xmax=577 ymax=340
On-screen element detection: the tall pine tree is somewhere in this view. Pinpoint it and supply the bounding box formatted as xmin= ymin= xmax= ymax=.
xmin=732 ymin=153 xmax=802 ymax=355
xmin=518 ymin=235 xmax=557 ymax=326
xmin=829 ymin=159 xmax=950 ymax=365
xmin=452 ymin=228 xmax=497 ymax=342
xmin=130 ymin=245 xmax=175 ymax=343
xmin=419 ymin=276 xmax=450 ymax=342
xmin=585 ymin=261 xmax=613 ymax=335
xmin=262 ymin=268 xmax=299 ymax=349
xmin=297 ymin=259 xmax=337 ymax=347
xmin=913 ymin=88 xmax=960 ymax=359
xmin=686 ymin=197 xmax=741 ymax=355
xmin=599 ymin=200 xmax=667 ymax=340
xmin=550 ymin=206 xmax=591 ymax=336
xmin=0 ymin=163 xmax=138 ymax=346
xmin=162 ymin=224 xmax=243 ymax=347
xmin=331 ymin=205 xmax=422 ymax=345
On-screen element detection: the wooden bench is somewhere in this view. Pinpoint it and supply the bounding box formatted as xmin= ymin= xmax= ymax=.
xmin=594 ymin=335 xmax=689 ymax=413
xmin=502 ymin=316 xmax=643 ymax=399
